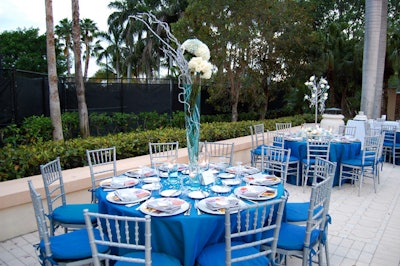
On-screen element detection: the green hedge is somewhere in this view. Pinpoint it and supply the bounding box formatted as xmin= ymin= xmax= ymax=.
xmin=0 ymin=114 xmax=314 ymax=181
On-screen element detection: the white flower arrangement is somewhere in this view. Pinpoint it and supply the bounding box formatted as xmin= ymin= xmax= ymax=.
xmin=304 ymin=75 xmax=330 ymax=113
xmin=298 ymin=125 xmax=333 ymax=139
xmin=131 ymin=12 xmax=215 ymax=165
xmin=181 ymin=39 xmax=213 ymax=79
xmin=304 ymin=75 xmax=330 ymax=124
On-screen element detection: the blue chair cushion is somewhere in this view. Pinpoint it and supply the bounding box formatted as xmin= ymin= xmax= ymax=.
xmin=285 ymin=202 xmax=309 ymax=222
xmin=301 ymin=158 xmax=316 ymax=166
xmin=287 ymin=155 xmax=299 ymax=163
xmin=53 ymin=203 xmax=98 ymax=224
xmin=40 ymin=228 xmax=109 ymax=261
xmin=285 ymin=202 xmax=323 ymax=223
xmin=383 ymin=140 xmax=394 ymax=147
xmin=115 ymin=251 xmax=181 ymax=266
xmin=264 ymin=223 xmax=320 ymax=251
xmin=197 ymin=241 xmax=270 ymax=266
xmin=341 ymin=158 xmax=374 ymax=167
xmin=251 ymin=145 xmax=269 ymax=155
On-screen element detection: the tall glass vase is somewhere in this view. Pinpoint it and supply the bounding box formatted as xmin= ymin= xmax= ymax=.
xmin=184 ymin=83 xmax=201 ymax=165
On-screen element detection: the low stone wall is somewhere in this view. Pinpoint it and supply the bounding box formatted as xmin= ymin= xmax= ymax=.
xmin=0 ymin=135 xmax=256 ymax=241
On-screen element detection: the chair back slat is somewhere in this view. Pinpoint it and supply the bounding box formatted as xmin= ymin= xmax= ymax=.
xmin=261 ymin=145 xmax=290 ymax=184
xmin=304 ymin=158 xmax=336 ymax=251
xmin=40 ymin=157 xmax=67 ymax=215
xmin=84 ymin=210 xmax=152 ymax=266
xmin=250 ymin=124 xmax=266 ymax=148
xmin=148 ymin=142 xmax=179 ymax=168
xmin=28 ymin=180 xmax=52 ymax=258
xmin=86 ymin=147 xmax=117 ymax=202
xmin=276 ymin=122 xmax=292 ymax=132
xmin=225 ymin=196 xmax=286 ymax=265
xmin=338 ymin=125 xmax=356 ymax=137
xmin=204 ymin=141 xmax=234 ymax=166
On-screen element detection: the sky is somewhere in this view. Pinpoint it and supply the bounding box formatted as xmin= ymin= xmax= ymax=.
xmin=0 ymin=0 xmax=114 ymax=75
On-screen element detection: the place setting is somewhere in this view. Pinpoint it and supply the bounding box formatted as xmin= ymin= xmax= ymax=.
xmin=105 ymin=187 xmax=151 ymax=205
xmin=139 ymin=197 xmax=190 ymax=216
xmin=242 ymin=173 xmax=281 ymax=186
xmin=100 ymin=176 xmax=139 ymax=190
xmin=196 ymin=196 xmax=247 ymax=215
xmin=124 ymin=167 xmax=158 ymax=178
xmin=233 ymin=185 xmax=278 ymax=201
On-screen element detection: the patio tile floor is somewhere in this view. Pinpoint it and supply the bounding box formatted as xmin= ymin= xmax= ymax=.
xmin=1 ymin=162 xmax=400 ymax=265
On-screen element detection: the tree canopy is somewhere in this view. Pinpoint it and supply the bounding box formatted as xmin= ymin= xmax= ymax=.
xmin=0 ymin=28 xmax=66 ymax=74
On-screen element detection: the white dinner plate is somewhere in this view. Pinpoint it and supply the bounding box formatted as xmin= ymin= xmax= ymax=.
xmin=218 ymin=173 xmax=235 ymax=179
xmin=100 ymin=177 xmax=139 ymax=189
xmin=142 ymin=177 xmax=161 ymax=183
xmin=142 ymin=183 xmax=162 ymax=191
xmin=125 ymin=168 xmax=157 ymax=178
xmin=158 ymin=171 xmax=169 ymax=178
xmin=106 ymin=188 xmax=151 ymax=204
xmin=160 ymin=189 xmax=181 ymax=197
xmin=188 ymin=190 xmax=209 ymax=199
xmin=234 ymin=186 xmax=277 ymax=201
xmin=139 ymin=198 xmax=189 ymax=217
xmin=211 ymin=185 xmax=231 ymax=194
xmin=222 ymin=179 xmax=241 ymax=186
xmin=243 ymin=174 xmax=281 ymax=186
xmin=226 ymin=166 xmax=260 ymax=175
xmin=197 ymin=196 xmax=247 ymax=215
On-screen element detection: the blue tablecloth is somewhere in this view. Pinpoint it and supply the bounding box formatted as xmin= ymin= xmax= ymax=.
xmin=96 ymin=177 xmax=284 ymax=266
xmin=284 ymin=140 xmax=362 ymax=186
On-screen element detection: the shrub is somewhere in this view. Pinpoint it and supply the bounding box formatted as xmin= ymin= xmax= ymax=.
xmin=0 ymin=114 xmax=311 ymax=181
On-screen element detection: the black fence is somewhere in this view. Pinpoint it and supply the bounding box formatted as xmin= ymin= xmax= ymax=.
xmin=0 ymin=69 xmax=215 ymax=126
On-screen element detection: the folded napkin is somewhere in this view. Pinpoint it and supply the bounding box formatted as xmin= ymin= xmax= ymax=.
xmin=205 ymin=198 xmax=239 ymax=211
xmin=245 ymin=174 xmax=280 ymax=186
xmin=243 ymin=167 xmax=261 ymax=175
xmin=114 ymin=189 xmax=148 ymax=202
xmin=240 ymin=186 xmax=269 ymax=198
xmin=147 ymin=199 xmax=181 ymax=213
xmin=110 ymin=177 xmax=136 ymax=187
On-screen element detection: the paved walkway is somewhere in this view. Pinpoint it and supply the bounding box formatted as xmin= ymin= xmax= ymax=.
xmin=1 ymin=162 xmax=400 ymax=265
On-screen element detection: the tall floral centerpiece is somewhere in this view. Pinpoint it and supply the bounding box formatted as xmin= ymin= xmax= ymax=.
xmin=180 ymin=39 xmax=213 ymax=164
xmin=304 ymin=75 xmax=330 ymax=125
xmin=132 ymin=13 xmax=213 ymax=165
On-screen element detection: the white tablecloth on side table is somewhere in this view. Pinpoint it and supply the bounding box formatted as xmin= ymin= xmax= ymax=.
xmin=347 ymin=120 xmax=366 ymax=146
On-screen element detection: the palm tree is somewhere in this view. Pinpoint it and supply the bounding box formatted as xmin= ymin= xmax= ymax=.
xmin=361 ymin=0 xmax=388 ymax=119
xmin=55 ymin=18 xmax=72 ymax=77
xmin=107 ymin=0 xmax=187 ymax=79
xmin=72 ymin=0 xmax=90 ymax=137
xmin=80 ymin=18 xmax=99 ymax=79
xmin=95 ymin=27 xmax=126 ymax=81
xmin=44 ymin=0 xmax=63 ymax=141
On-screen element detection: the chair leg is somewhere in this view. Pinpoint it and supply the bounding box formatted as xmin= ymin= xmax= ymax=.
xmin=338 ymin=166 xmax=343 ymax=189
xmin=324 ymin=241 xmax=330 ymax=266
xmin=358 ymin=172 xmax=364 ymax=197
xmin=302 ymin=165 xmax=307 ymax=192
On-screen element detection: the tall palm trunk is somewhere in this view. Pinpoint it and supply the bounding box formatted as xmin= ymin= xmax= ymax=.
xmin=71 ymin=0 xmax=90 ymax=137
xmin=45 ymin=0 xmax=63 ymax=141
xmin=361 ymin=0 xmax=388 ymax=119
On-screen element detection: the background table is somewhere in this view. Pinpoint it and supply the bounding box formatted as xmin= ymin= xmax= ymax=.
xmin=284 ymin=139 xmax=362 ymax=186
xmin=96 ymin=177 xmax=284 ymax=266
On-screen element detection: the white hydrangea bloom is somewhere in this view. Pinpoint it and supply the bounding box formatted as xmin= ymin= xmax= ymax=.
xmin=181 ymin=39 xmax=210 ymax=61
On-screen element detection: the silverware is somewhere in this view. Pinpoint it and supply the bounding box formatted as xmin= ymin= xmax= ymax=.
xmin=195 ymin=200 xmax=202 ymax=215
xmin=135 ymin=197 xmax=154 ymax=210
xmin=184 ymin=203 xmax=192 ymax=216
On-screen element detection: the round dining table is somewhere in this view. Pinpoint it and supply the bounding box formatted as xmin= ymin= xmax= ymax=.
xmin=96 ymin=169 xmax=284 ymax=266
xmin=284 ymin=138 xmax=362 ymax=186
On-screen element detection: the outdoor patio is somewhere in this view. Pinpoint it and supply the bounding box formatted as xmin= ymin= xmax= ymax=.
xmin=1 ymin=161 xmax=400 ymax=266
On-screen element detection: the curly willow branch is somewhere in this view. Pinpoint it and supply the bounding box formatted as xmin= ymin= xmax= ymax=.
xmin=130 ymin=13 xmax=195 ymax=117
xmin=131 ymin=12 xmax=201 ymax=164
